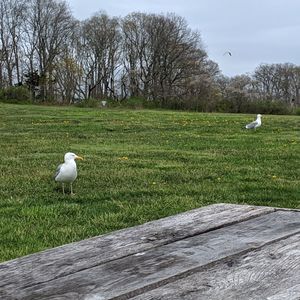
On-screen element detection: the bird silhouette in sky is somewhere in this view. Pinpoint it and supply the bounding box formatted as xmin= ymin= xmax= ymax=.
xmin=223 ymin=51 xmax=232 ymax=56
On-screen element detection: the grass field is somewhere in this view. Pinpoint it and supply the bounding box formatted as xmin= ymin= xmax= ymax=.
xmin=0 ymin=103 xmax=299 ymax=262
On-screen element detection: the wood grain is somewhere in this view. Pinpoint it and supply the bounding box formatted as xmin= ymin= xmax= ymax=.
xmin=0 ymin=204 xmax=274 ymax=292
xmin=1 ymin=209 xmax=299 ymax=300
xmin=131 ymin=233 xmax=300 ymax=300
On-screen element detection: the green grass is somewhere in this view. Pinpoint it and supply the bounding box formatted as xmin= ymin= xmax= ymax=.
xmin=0 ymin=103 xmax=299 ymax=262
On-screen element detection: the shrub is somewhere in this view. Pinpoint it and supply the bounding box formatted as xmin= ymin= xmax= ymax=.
xmin=107 ymin=97 xmax=156 ymax=109
xmin=216 ymin=98 xmax=292 ymax=115
xmin=118 ymin=97 xmax=148 ymax=109
xmin=75 ymin=98 xmax=101 ymax=108
xmin=242 ymin=100 xmax=291 ymax=115
xmin=216 ymin=99 xmax=236 ymax=113
xmin=0 ymin=86 xmax=31 ymax=104
xmin=294 ymin=107 xmax=300 ymax=116
xmin=125 ymin=97 xmax=145 ymax=108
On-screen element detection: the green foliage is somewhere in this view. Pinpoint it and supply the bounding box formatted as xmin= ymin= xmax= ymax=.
xmin=294 ymin=107 xmax=300 ymax=116
xmin=24 ymin=71 xmax=40 ymax=89
xmin=107 ymin=97 xmax=155 ymax=109
xmin=0 ymin=86 xmax=31 ymax=104
xmin=112 ymin=96 xmax=293 ymax=115
xmin=0 ymin=103 xmax=299 ymax=262
xmin=75 ymin=98 xmax=143 ymax=109
xmin=242 ymin=100 xmax=292 ymax=115
xmin=75 ymin=98 xmax=101 ymax=108
xmin=121 ymin=97 xmax=146 ymax=109
xmin=216 ymin=98 xmax=237 ymax=113
xmin=216 ymin=98 xmax=292 ymax=115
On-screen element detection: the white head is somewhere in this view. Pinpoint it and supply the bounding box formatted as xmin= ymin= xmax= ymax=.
xmin=64 ymin=152 xmax=83 ymax=162
xmin=257 ymin=114 xmax=262 ymax=118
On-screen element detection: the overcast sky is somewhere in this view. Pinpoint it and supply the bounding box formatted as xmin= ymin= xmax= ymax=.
xmin=67 ymin=0 xmax=300 ymax=77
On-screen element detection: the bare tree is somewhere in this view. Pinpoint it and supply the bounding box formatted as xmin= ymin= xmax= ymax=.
xmin=121 ymin=13 xmax=145 ymax=98
xmin=121 ymin=12 xmax=209 ymax=106
xmin=253 ymin=63 xmax=300 ymax=106
xmin=289 ymin=65 xmax=300 ymax=106
xmin=0 ymin=0 xmax=26 ymax=86
xmin=2 ymin=2 xmax=297 ymax=111
xmin=55 ymin=49 xmax=82 ymax=104
xmin=23 ymin=0 xmax=75 ymax=101
xmin=79 ymin=12 xmax=121 ymax=100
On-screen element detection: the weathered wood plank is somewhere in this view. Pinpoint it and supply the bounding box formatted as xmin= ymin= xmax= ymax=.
xmin=131 ymin=233 xmax=300 ymax=300
xmin=0 ymin=204 xmax=274 ymax=291
xmin=1 ymin=210 xmax=299 ymax=300
xmin=267 ymin=284 xmax=300 ymax=300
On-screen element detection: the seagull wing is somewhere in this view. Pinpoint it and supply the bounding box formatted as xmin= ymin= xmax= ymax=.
xmin=223 ymin=51 xmax=232 ymax=56
xmin=54 ymin=163 xmax=63 ymax=180
xmin=246 ymin=120 xmax=258 ymax=129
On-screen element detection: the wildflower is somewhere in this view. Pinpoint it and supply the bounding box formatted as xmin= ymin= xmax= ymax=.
xmin=118 ymin=156 xmax=129 ymax=160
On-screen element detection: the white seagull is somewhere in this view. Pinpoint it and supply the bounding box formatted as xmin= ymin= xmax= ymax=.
xmin=54 ymin=152 xmax=83 ymax=195
xmin=245 ymin=114 xmax=262 ymax=130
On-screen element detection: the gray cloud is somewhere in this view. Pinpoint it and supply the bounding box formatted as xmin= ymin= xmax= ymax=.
xmin=67 ymin=0 xmax=300 ymax=76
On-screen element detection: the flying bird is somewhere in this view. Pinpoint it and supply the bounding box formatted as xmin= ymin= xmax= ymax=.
xmin=223 ymin=51 xmax=232 ymax=56
xmin=54 ymin=152 xmax=83 ymax=195
xmin=245 ymin=114 xmax=262 ymax=130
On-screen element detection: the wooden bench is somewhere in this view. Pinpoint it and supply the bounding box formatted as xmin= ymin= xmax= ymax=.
xmin=1 ymin=203 xmax=300 ymax=299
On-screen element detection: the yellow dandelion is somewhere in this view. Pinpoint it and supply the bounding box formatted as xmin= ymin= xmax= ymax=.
xmin=118 ymin=156 xmax=129 ymax=160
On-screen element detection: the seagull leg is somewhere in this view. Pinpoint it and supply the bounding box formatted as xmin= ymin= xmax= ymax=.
xmin=70 ymin=183 xmax=75 ymax=196
xmin=62 ymin=183 xmax=65 ymax=195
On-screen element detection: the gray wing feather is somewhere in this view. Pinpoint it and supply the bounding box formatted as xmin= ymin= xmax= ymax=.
xmin=246 ymin=121 xmax=257 ymax=129
xmin=54 ymin=164 xmax=63 ymax=180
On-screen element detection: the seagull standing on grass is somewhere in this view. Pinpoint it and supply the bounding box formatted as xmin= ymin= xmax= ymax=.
xmin=245 ymin=114 xmax=262 ymax=130
xmin=54 ymin=152 xmax=83 ymax=195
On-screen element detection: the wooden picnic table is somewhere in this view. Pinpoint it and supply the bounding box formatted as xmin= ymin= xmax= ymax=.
xmin=0 ymin=203 xmax=300 ymax=299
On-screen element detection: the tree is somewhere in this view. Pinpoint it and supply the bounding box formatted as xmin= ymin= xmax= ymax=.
xmin=0 ymin=0 xmax=26 ymax=86
xmin=121 ymin=12 xmax=209 ymax=106
xmin=24 ymin=69 xmax=39 ymax=99
xmin=253 ymin=63 xmax=300 ymax=106
xmin=79 ymin=12 xmax=121 ymax=100
xmin=23 ymin=0 xmax=75 ymax=101
xmin=54 ymin=55 xmax=82 ymax=104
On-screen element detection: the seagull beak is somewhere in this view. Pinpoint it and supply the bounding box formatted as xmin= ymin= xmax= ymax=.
xmin=75 ymin=155 xmax=83 ymax=160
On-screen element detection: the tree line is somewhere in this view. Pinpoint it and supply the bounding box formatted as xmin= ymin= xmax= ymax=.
xmin=0 ymin=0 xmax=299 ymax=113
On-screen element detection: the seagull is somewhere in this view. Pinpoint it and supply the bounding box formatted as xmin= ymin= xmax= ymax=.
xmin=245 ymin=114 xmax=262 ymax=130
xmin=54 ymin=152 xmax=83 ymax=195
xmin=223 ymin=51 xmax=232 ymax=56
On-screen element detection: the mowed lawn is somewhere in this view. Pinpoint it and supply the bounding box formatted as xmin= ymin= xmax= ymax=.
xmin=0 ymin=103 xmax=299 ymax=262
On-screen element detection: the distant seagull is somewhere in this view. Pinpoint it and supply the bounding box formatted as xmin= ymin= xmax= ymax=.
xmin=223 ymin=51 xmax=232 ymax=56
xmin=245 ymin=114 xmax=262 ymax=130
xmin=54 ymin=152 xmax=83 ymax=195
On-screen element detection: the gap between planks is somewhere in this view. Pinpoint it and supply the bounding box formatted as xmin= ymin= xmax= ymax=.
xmin=0 ymin=205 xmax=300 ymax=299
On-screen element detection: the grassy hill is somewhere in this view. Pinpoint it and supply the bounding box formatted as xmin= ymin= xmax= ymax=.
xmin=0 ymin=103 xmax=299 ymax=262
